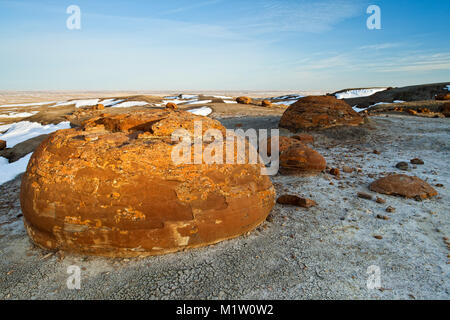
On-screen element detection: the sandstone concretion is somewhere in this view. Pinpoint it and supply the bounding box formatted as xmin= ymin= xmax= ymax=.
xmin=20 ymin=109 xmax=276 ymax=257
xmin=236 ymin=96 xmax=252 ymax=104
xmin=0 ymin=139 xmax=6 ymax=151
xmin=166 ymin=102 xmax=178 ymax=110
xmin=279 ymin=96 xmax=364 ymax=132
xmin=279 ymin=143 xmax=326 ymax=175
xmin=266 ymin=136 xmax=326 ymax=175
xmin=369 ymin=174 xmax=438 ymax=199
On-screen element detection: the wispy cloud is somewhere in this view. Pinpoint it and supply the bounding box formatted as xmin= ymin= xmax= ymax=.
xmin=371 ymin=52 xmax=450 ymax=72
xmin=359 ymin=42 xmax=404 ymax=50
xmin=232 ymin=0 xmax=365 ymax=34
xmin=160 ymin=0 xmax=223 ymax=15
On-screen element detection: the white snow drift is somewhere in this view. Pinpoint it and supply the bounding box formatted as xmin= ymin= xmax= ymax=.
xmin=0 ymin=153 xmax=33 ymax=185
xmin=335 ymin=88 xmax=387 ymax=99
xmin=187 ymin=107 xmax=212 ymax=116
xmin=0 ymin=121 xmax=71 ymax=148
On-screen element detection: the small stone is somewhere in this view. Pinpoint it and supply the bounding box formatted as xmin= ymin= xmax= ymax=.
xmin=373 ymin=150 xmax=381 ymax=155
xmin=435 ymin=184 xmax=444 ymax=188
xmin=261 ymin=100 xmax=272 ymax=107
xmin=410 ymin=158 xmax=424 ymax=165
xmin=376 ymin=215 xmax=390 ymax=220
xmin=376 ymin=197 xmax=386 ymax=204
xmin=386 ymin=206 xmax=396 ymax=213
xmin=374 ymin=235 xmax=383 ymax=240
xmin=395 ymin=162 xmax=409 ymax=171
xmin=291 ymin=133 xmax=314 ymax=144
xmin=165 ymin=102 xmax=178 ymax=110
xmin=343 ymin=166 xmax=353 ymax=173
xmin=0 ymin=140 xmax=6 ymax=150
xmin=357 ymin=192 xmax=372 ymax=200
xmin=329 ymin=168 xmax=340 ymax=177
xmin=276 ymin=195 xmax=317 ymax=208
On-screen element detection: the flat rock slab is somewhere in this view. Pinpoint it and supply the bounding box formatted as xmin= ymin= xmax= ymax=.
xmin=369 ymin=174 xmax=438 ymax=199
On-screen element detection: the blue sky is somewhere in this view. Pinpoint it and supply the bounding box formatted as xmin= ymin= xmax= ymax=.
xmin=0 ymin=0 xmax=449 ymax=91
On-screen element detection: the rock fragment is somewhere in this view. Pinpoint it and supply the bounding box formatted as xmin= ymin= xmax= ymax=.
xmin=410 ymin=158 xmax=424 ymax=165
xmin=357 ymin=192 xmax=372 ymax=200
xmin=276 ymin=195 xmax=317 ymax=208
xmin=395 ymin=162 xmax=409 ymax=171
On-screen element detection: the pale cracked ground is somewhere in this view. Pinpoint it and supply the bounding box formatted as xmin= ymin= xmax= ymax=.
xmin=0 ymin=115 xmax=448 ymax=300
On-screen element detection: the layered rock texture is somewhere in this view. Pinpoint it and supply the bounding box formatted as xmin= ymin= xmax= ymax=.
xmin=369 ymin=174 xmax=438 ymax=199
xmin=20 ymin=110 xmax=276 ymax=257
xmin=279 ymin=96 xmax=364 ymax=132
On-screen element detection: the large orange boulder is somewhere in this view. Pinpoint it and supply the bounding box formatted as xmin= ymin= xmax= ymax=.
xmin=20 ymin=110 xmax=275 ymax=257
xmin=369 ymin=174 xmax=437 ymax=199
xmin=279 ymin=96 xmax=364 ymax=132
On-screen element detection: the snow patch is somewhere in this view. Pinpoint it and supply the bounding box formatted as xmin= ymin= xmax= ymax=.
xmin=0 ymin=153 xmax=32 ymax=185
xmin=0 ymin=121 xmax=71 ymax=148
xmin=223 ymin=100 xmax=237 ymax=104
xmin=183 ymin=100 xmax=212 ymax=105
xmin=0 ymin=111 xmax=38 ymax=118
xmin=180 ymin=94 xmax=199 ymax=99
xmin=335 ymin=88 xmax=387 ymax=99
xmin=273 ymin=100 xmax=299 ymax=106
xmin=213 ymin=95 xmax=233 ymax=100
xmin=353 ymin=106 xmax=367 ymax=113
xmin=111 ymin=101 xmax=148 ymax=108
xmin=99 ymin=99 xmax=125 ymax=107
xmin=52 ymin=99 xmax=100 ymax=108
xmin=163 ymin=99 xmax=184 ymax=104
xmin=271 ymin=95 xmax=304 ymax=100
xmin=187 ymin=107 xmax=212 ymax=116
xmin=0 ymin=101 xmax=56 ymax=108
